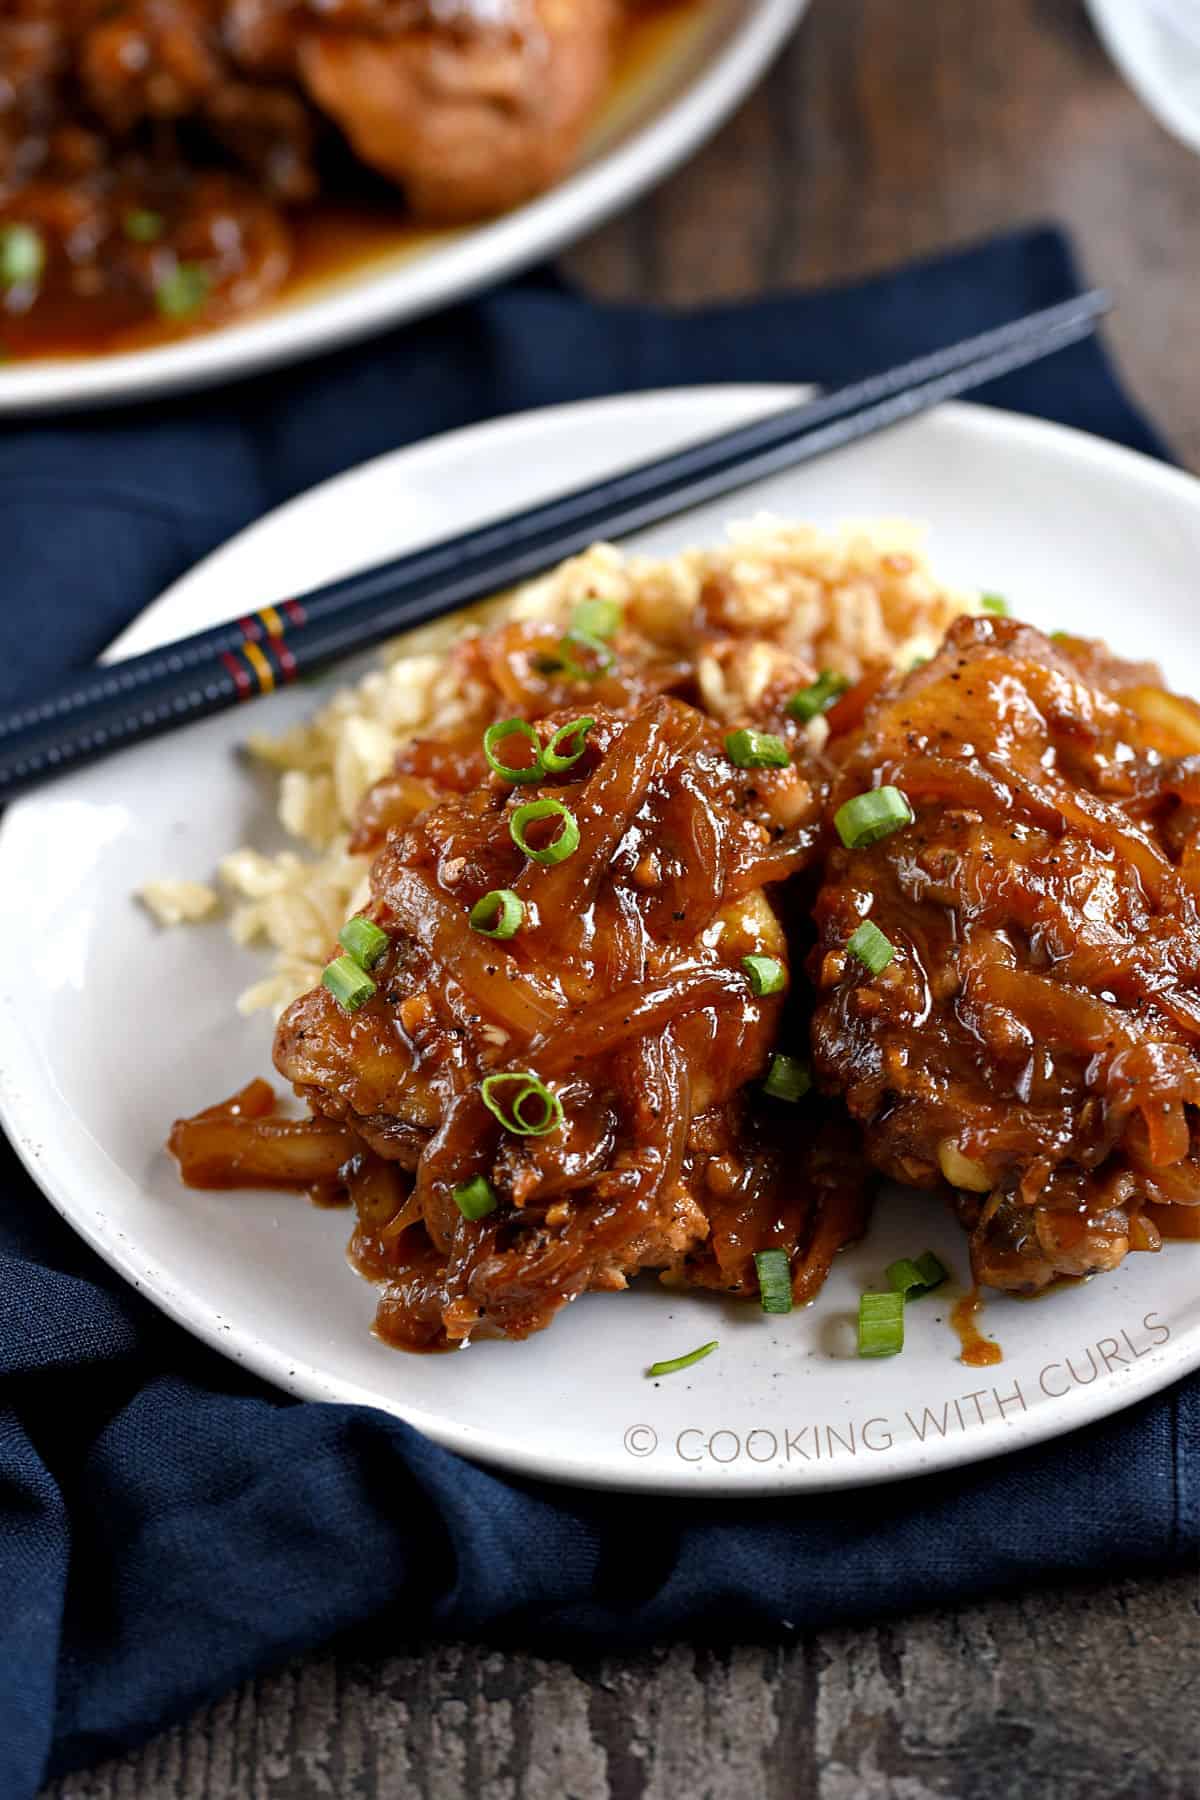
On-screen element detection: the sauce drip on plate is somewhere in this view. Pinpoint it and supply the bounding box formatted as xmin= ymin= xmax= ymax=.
xmin=950 ymin=1288 xmax=1003 ymax=1367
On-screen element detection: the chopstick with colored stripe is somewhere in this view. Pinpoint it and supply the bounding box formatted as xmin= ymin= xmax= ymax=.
xmin=0 ymin=289 xmax=1109 ymax=801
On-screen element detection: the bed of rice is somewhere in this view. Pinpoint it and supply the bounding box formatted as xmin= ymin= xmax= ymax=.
xmin=138 ymin=516 xmax=979 ymax=1015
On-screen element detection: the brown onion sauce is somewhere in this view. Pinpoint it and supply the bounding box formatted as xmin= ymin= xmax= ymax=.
xmin=1 ymin=0 xmax=705 ymax=364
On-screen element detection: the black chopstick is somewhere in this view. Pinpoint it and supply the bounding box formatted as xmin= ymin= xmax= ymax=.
xmin=0 ymin=290 xmax=1108 ymax=800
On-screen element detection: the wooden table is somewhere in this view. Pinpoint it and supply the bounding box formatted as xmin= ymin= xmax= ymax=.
xmin=44 ymin=3 xmax=1200 ymax=1795
xmin=574 ymin=0 xmax=1200 ymax=474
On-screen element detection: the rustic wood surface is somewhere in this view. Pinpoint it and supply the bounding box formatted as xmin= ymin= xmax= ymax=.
xmin=572 ymin=0 xmax=1200 ymax=473
xmin=43 ymin=2 xmax=1200 ymax=1794
xmin=45 ymin=1572 xmax=1200 ymax=1798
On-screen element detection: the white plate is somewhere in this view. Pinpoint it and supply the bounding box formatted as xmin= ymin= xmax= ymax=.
xmin=0 ymin=0 xmax=807 ymax=417
xmin=3 ymin=386 xmax=1200 ymax=1496
xmin=1086 ymin=0 xmax=1200 ymax=157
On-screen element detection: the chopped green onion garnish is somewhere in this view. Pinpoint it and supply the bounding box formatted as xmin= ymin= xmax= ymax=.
xmin=154 ymin=261 xmax=210 ymax=319
xmin=570 ymin=597 xmax=621 ymax=639
xmin=858 ymin=1290 xmax=905 ymax=1357
xmin=338 ymin=914 xmax=390 ymax=969
xmin=981 ymin=593 xmax=1009 ymax=616
xmin=742 ymin=953 xmax=786 ymax=997
xmin=0 ymin=223 xmax=44 ymax=288
xmin=787 ymin=670 xmax=850 ymax=721
xmin=847 ymin=920 xmax=895 ymax=975
xmin=542 ymin=715 xmax=595 ymax=774
xmin=834 ymin=785 xmax=914 ymax=850
xmin=453 ymin=1175 xmax=498 ymax=1220
xmin=647 ymin=1340 xmax=718 ymax=1377
xmin=510 ymin=796 xmax=580 ymax=865
xmin=558 ymin=629 xmax=615 ymax=681
xmin=753 ymin=1248 xmax=793 ymax=1314
xmin=1049 ymin=630 xmax=1071 ymax=645
xmin=764 ymin=1054 xmax=811 ymax=1101
xmin=469 ymin=888 xmax=524 ymax=939
xmin=887 ymin=1251 xmax=948 ymax=1299
xmin=483 ymin=717 xmax=545 ymax=783
xmin=725 ymin=728 xmax=789 ymax=769
xmin=321 ymin=954 xmax=376 ymax=1013
xmin=123 ymin=208 xmax=165 ymax=244
xmin=480 ymin=1071 xmax=564 ymax=1137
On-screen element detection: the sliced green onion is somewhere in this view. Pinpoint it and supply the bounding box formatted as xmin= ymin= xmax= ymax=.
xmin=154 ymin=261 xmax=210 ymax=319
xmin=906 ymin=654 xmax=929 ymax=671
xmin=542 ymin=715 xmax=595 ymax=774
xmin=570 ymin=597 xmax=621 ymax=639
xmin=647 ymin=1340 xmax=718 ymax=1377
xmin=834 ymin=785 xmax=914 ymax=850
xmin=847 ymin=920 xmax=895 ymax=975
xmin=481 ymin=1071 xmax=564 ymax=1137
xmin=764 ymin=1054 xmax=811 ymax=1101
xmin=483 ymin=717 xmax=545 ymax=783
xmin=787 ymin=670 xmax=850 ymax=721
xmin=981 ymin=592 xmax=1009 ymax=616
xmin=725 ymin=728 xmax=789 ymax=769
xmin=338 ymin=914 xmax=390 ymax=969
xmin=0 ymin=223 xmax=44 ymax=288
xmin=887 ymin=1250 xmax=948 ymax=1299
xmin=742 ymin=954 xmax=786 ymax=997
xmin=321 ymin=954 xmax=376 ymax=1013
xmin=453 ymin=1175 xmax=498 ymax=1220
xmin=858 ymin=1290 xmax=905 ymax=1357
xmin=558 ymin=629 xmax=615 ymax=681
xmin=510 ymin=796 xmax=580 ymax=864
xmin=915 ymin=1250 xmax=949 ymax=1291
xmin=469 ymin=888 xmax=524 ymax=939
xmin=123 ymin=207 xmax=165 ymax=243
xmin=753 ymin=1248 xmax=793 ymax=1315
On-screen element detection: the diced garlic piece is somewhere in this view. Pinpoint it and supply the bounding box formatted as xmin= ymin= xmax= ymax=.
xmin=938 ymin=1139 xmax=992 ymax=1193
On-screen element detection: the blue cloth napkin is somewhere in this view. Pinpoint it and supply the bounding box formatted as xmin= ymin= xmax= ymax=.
xmin=1 ymin=227 xmax=1195 ymax=1797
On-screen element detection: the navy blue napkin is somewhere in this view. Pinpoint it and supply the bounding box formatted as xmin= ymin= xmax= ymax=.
xmin=1 ymin=227 xmax=1194 ymax=1797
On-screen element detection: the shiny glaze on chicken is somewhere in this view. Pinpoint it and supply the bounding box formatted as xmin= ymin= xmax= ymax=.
xmin=169 ymin=588 xmax=872 ymax=1349
xmin=272 ymin=698 xmax=860 ymax=1347
xmin=811 ymin=614 xmax=1200 ymax=1292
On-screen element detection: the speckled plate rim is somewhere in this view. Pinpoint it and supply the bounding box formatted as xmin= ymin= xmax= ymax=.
xmin=0 ymin=0 xmax=809 ymax=417
xmin=1 ymin=384 xmax=1199 ymax=1496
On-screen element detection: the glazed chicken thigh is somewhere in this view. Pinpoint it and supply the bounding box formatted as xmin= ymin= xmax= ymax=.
xmin=168 ymin=542 xmax=887 ymax=1351
xmin=270 ymin=696 xmax=851 ymax=1348
xmin=811 ymin=613 xmax=1200 ymax=1292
